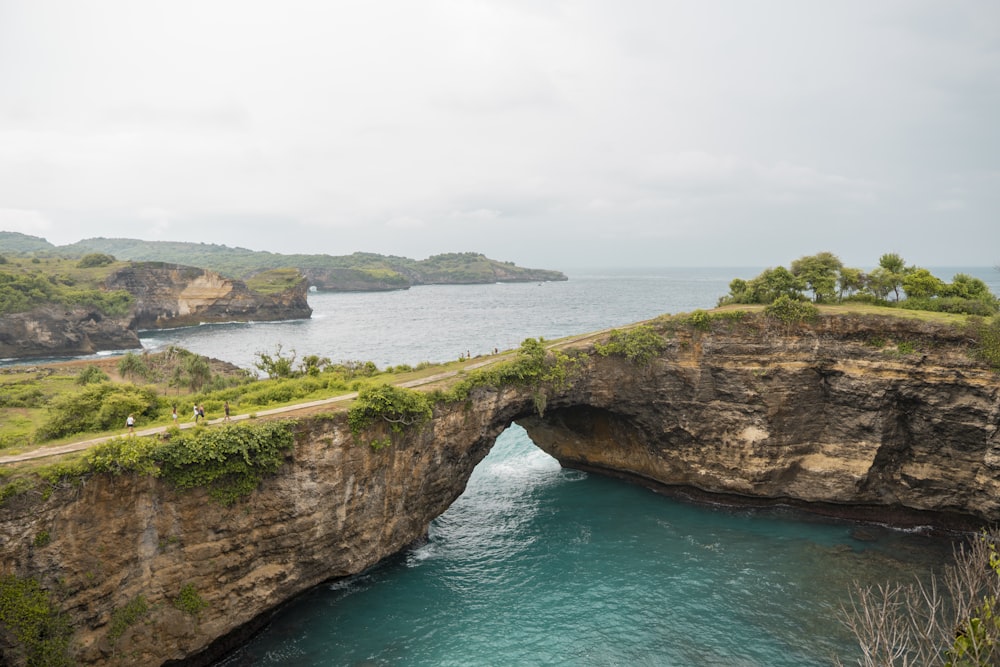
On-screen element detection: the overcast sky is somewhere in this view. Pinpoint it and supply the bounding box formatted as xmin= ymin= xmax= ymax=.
xmin=0 ymin=1 xmax=997 ymax=270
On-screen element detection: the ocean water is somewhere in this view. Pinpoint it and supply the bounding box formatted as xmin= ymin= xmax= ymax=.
xmin=27 ymin=266 xmax=1000 ymax=665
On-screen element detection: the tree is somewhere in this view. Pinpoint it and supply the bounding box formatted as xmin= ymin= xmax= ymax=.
xmin=901 ymin=268 xmax=945 ymax=299
xmin=183 ymin=355 xmax=212 ymax=392
xmin=838 ymin=267 xmax=867 ymax=299
xmin=117 ymin=352 xmax=150 ymax=382
xmin=253 ymin=344 xmax=296 ymax=379
xmin=947 ymin=274 xmax=993 ymax=301
xmin=791 ymin=252 xmax=843 ymax=303
xmin=876 ymin=253 xmax=908 ymax=302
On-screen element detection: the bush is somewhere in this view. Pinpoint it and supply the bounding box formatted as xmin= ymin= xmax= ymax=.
xmin=764 ymin=295 xmax=819 ymax=325
xmin=155 ymin=421 xmax=297 ymax=505
xmin=38 ymin=382 xmax=160 ymax=440
xmin=348 ymin=384 xmax=433 ymax=438
xmin=76 ymin=365 xmax=109 ymax=385
xmin=76 ymin=252 xmax=115 ymax=268
xmin=0 ymin=575 xmax=72 ymax=666
xmin=594 ymin=325 xmax=665 ymax=364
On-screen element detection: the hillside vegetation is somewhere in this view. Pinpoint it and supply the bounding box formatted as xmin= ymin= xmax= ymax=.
xmin=0 ymin=232 xmax=567 ymax=288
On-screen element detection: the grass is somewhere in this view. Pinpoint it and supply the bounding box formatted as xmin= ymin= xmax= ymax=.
xmin=0 ymin=304 xmax=990 ymax=464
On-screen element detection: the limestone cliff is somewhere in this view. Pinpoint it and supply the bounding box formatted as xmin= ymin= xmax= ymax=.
xmin=0 ymin=305 xmax=140 ymax=359
xmin=106 ymin=263 xmax=312 ymax=330
xmin=1 ymin=313 xmax=999 ymax=666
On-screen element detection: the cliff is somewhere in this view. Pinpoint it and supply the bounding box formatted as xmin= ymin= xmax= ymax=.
xmin=0 ymin=263 xmax=311 ymax=360
xmin=105 ymin=263 xmax=312 ymax=330
xmin=0 ymin=305 xmax=140 ymax=359
xmin=1 ymin=313 xmax=999 ymax=665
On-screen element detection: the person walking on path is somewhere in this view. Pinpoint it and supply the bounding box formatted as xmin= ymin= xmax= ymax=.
xmin=193 ymin=404 xmax=201 ymax=424
xmin=172 ymin=404 xmax=178 ymax=425
xmin=223 ymin=401 xmax=231 ymax=422
xmin=126 ymin=413 xmax=135 ymax=436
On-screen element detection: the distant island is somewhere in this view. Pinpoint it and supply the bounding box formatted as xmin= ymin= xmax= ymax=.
xmin=0 ymin=232 xmax=568 ymax=291
xmin=0 ymin=232 xmax=567 ymax=359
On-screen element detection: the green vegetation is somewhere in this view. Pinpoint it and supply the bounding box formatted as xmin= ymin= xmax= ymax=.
xmin=244 ymin=267 xmax=308 ymax=295
xmin=173 ymin=584 xmax=208 ymax=617
xmin=720 ymin=252 xmax=998 ymax=317
xmin=594 ymin=325 xmax=666 ymax=364
xmin=38 ymin=382 xmax=160 ymax=441
xmin=76 ymin=365 xmax=109 ymax=385
xmin=0 ymin=255 xmax=134 ymax=316
xmin=108 ymin=595 xmax=149 ymax=642
xmin=972 ymin=316 xmax=1000 ymax=370
xmin=76 ymin=252 xmax=115 ymax=268
xmin=44 ymin=238 xmax=566 ymax=286
xmin=347 ymin=384 xmax=433 ymax=441
xmin=437 ymin=338 xmax=581 ymax=416
xmin=763 ymin=294 xmax=820 ymax=324
xmin=0 ymin=574 xmax=72 ymax=667
xmin=76 ymin=420 xmax=299 ymax=505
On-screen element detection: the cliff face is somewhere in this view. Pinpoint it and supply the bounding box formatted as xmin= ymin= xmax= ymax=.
xmin=521 ymin=314 xmax=1000 ymax=524
xmin=0 ymin=305 xmax=139 ymax=359
xmin=1 ymin=314 xmax=999 ymax=666
xmin=106 ymin=264 xmax=312 ymax=330
xmin=0 ymin=264 xmax=312 ymax=360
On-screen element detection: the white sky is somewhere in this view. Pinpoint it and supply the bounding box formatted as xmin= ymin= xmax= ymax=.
xmin=0 ymin=0 xmax=998 ymax=269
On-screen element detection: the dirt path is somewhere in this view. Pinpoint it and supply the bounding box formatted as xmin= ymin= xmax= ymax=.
xmin=0 ymin=332 xmax=609 ymax=466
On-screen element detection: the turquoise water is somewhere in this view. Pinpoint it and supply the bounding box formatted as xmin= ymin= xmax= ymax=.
xmin=217 ymin=428 xmax=950 ymax=666
xmin=51 ymin=266 xmax=998 ymax=665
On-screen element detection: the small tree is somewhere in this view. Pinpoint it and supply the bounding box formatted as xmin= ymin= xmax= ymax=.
xmin=254 ymin=345 xmax=296 ymax=379
xmin=791 ymin=251 xmax=843 ymax=303
xmin=876 ymin=253 xmax=908 ymax=302
xmin=117 ymin=352 xmax=150 ymax=382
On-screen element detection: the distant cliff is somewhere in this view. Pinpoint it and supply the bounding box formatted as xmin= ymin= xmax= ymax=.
xmin=106 ymin=262 xmax=311 ymax=330
xmin=1 ymin=312 xmax=999 ymax=665
xmin=0 ymin=262 xmax=311 ymax=360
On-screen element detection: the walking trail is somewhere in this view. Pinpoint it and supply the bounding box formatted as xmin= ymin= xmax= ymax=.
xmin=0 ymin=332 xmax=607 ymax=466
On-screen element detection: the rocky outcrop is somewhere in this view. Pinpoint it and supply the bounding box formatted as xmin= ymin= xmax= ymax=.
xmin=106 ymin=263 xmax=312 ymax=330
xmin=0 ymin=305 xmax=140 ymax=359
xmin=1 ymin=313 xmax=999 ymax=665
xmin=0 ymin=264 xmax=312 ymax=360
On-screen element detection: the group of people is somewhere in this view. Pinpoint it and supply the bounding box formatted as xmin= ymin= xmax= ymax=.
xmin=129 ymin=401 xmax=231 ymax=434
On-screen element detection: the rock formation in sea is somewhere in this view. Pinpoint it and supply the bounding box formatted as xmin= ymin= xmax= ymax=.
xmin=1 ymin=312 xmax=998 ymax=665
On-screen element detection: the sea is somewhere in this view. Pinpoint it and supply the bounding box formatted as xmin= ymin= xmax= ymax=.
xmin=25 ymin=267 xmax=1000 ymax=665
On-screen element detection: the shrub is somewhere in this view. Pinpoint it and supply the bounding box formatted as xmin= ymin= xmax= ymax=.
xmin=76 ymin=365 xmax=109 ymax=385
xmin=155 ymin=421 xmax=297 ymax=505
xmin=76 ymin=252 xmax=115 ymax=268
xmin=0 ymin=575 xmax=72 ymax=666
xmin=348 ymin=384 xmax=433 ymax=438
xmin=173 ymin=584 xmax=208 ymax=617
xmin=108 ymin=595 xmax=149 ymax=642
xmin=974 ymin=316 xmax=1000 ymax=370
xmin=594 ymin=325 xmax=666 ymax=365
xmin=38 ymin=382 xmax=160 ymax=441
xmin=764 ymin=294 xmax=819 ymax=325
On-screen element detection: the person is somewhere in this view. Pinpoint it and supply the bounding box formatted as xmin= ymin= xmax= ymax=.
xmin=126 ymin=413 xmax=135 ymax=436
xmin=172 ymin=404 xmax=178 ymax=424
xmin=193 ymin=404 xmax=200 ymax=423
xmin=223 ymin=401 xmax=230 ymax=422
xmin=198 ymin=405 xmax=206 ymax=422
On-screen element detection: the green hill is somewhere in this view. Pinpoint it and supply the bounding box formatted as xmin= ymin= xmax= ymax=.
xmin=49 ymin=238 xmax=567 ymax=289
